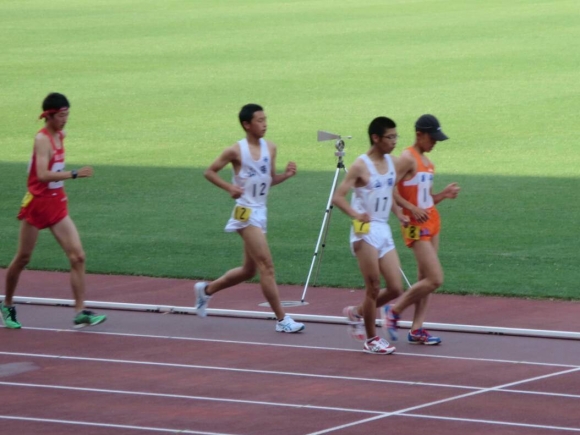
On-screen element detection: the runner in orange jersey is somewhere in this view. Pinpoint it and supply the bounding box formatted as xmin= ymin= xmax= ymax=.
xmin=384 ymin=114 xmax=460 ymax=345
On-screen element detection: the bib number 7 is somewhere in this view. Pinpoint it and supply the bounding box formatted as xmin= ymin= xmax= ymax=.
xmin=352 ymin=219 xmax=370 ymax=234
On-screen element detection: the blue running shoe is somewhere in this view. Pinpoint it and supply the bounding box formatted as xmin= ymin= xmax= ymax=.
xmin=408 ymin=328 xmax=441 ymax=345
xmin=382 ymin=305 xmax=399 ymax=342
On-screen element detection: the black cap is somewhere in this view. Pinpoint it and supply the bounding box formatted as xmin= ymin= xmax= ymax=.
xmin=415 ymin=114 xmax=448 ymax=141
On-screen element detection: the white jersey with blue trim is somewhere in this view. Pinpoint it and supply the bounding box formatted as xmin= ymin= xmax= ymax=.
xmin=350 ymin=154 xmax=396 ymax=223
xmin=233 ymin=138 xmax=272 ymax=208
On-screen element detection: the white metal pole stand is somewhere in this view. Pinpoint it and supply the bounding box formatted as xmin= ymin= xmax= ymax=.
xmin=301 ymin=131 xmax=350 ymax=303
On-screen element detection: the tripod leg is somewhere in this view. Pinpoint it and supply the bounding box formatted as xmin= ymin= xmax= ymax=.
xmin=312 ymin=203 xmax=334 ymax=287
xmin=400 ymin=267 xmax=412 ymax=289
xmin=301 ymin=167 xmax=342 ymax=302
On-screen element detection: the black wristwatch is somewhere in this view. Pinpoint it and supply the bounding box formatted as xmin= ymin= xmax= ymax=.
xmin=71 ymin=170 xmax=78 ymax=179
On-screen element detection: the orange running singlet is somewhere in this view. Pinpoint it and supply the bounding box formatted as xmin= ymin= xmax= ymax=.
xmin=397 ymin=147 xmax=441 ymax=246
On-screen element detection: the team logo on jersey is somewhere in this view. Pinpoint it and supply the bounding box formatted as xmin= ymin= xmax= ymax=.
xmin=263 ymin=157 xmax=269 ymax=163
xmin=421 ymin=174 xmax=426 ymax=182
xmin=259 ymin=165 xmax=268 ymax=174
xmin=246 ymin=168 xmax=257 ymax=177
xmin=387 ymin=178 xmax=394 ymax=186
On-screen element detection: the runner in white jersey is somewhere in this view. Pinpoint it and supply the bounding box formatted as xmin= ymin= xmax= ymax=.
xmin=194 ymin=104 xmax=304 ymax=334
xmin=332 ymin=117 xmax=409 ymax=354
xmin=224 ymin=137 xmax=271 ymax=233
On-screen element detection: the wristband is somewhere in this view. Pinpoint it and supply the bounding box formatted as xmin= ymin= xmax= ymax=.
xmin=71 ymin=170 xmax=78 ymax=179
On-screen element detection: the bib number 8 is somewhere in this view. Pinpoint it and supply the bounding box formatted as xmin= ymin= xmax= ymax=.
xmin=405 ymin=225 xmax=420 ymax=240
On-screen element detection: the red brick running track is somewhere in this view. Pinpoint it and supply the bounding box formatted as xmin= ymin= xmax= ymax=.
xmin=1 ymin=269 xmax=579 ymax=434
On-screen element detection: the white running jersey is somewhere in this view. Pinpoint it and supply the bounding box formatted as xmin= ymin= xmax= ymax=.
xmin=233 ymin=138 xmax=272 ymax=207
xmin=351 ymin=154 xmax=396 ymax=222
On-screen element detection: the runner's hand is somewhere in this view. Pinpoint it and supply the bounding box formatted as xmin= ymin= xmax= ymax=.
xmin=285 ymin=161 xmax=297 ymax=178
xmin=229 ymin=185 xmax=244 ymax=199
xmin=398 ymin=213 xmax=410 ymax=228
xmin=354 ymin=212 xmax=370 ymax=223
xmin=410 ymin=206 xmax=429 ymax=223
xmin=77 ymin=166 xmax=93 ymax=178
xmin=444 ymin=182 xmax=460 ymax=199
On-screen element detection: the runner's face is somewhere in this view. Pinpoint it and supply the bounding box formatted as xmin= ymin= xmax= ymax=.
xmin=244 ymin=111 xmax=267 ymax=138
xmin=417 ymin=131 xmax=437 ymax=152
xmin=48 ymin=109 xmax=69 ymax=131
xmin=377 ymin=128 xmax=398 ymax=154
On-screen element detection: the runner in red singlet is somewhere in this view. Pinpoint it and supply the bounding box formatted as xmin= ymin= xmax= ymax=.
xmin=1 ymin=93 xmax=107 ymax=329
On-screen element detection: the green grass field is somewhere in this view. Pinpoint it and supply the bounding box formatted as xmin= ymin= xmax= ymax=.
xmin=1 ymin=0 xmax=578 ymax=299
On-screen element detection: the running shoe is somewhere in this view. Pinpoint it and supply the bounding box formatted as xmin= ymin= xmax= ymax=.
xmin=407 ymin=328 xmax=441 ymax=345
xmin=194 ymin=281 xmax=210 ymax=317
xmin=382 ymin=304 xmax=400 ymax=341
xmin=73 ymin=310 xmax=107 ymax=328
xmin=1 ymin=302 xmax=22 ymax=329
xmin=275 ymin=315 xmax=305 ymax=333
xmin=363 ymin=336 xmax=396 ymax=355
xmin=343 ymin=305 xmax=365 ymax=341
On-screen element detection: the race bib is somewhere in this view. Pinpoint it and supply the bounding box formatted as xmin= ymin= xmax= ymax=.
xmin=234 ymin=205 xmax=252 ymax=222
xmin=404 ymin=225 xmax=420 ymax=240
xmin=20 ymin=191 xmax=33 ymax=208
xmin=352 ymin=219 xmax=370 ymax=234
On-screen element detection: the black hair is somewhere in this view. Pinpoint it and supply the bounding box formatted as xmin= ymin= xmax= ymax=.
xmin=239 ymin=104 xmax=263 ymax=129
xmin=42 ymin=93 xmax=70 ymax=111
xmin=368 ymin=116 xmax=396 ymax=145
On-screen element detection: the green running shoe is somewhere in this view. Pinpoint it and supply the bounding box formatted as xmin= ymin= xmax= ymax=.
xmin=1 ymin=302 xmax=22 ymax=329
xmin=73 ymin=310 xmax=107 ymax=328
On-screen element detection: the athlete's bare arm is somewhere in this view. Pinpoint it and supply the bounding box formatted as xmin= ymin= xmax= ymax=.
xmin=432 ymin=183 xmax=460 ymax=204
xmin=204 ymin=144 xmax=244 ymax=199
xmin=34 ymin=134 xmax=92 ymax=182
xmin=391 ymin=200 xmax=410 ymax=227
xmin=268 ymin=142 xmax=296 ymax=187
xmin=332 ymin=159 xmax=370 ymax=222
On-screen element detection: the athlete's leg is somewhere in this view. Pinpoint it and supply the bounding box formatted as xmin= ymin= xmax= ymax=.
xmin=411 ymin=235 xmax=441 ymax=330
xmin=4 ymin=221 xmax=39 ymax=305
xmin=50 ymin=216 xmax=86 ymax=312
xmin=205 ymin=243 xmax=257 ymax=296
xmin=352 ymin=240 xmax=382 ymax=339
xmin=238 ymin=226 xmax=285 ymax=320
xmin=391 ymin=239 xmax=443 ymax=316
xmin=376 ymin=249 xmax=404 ymax=308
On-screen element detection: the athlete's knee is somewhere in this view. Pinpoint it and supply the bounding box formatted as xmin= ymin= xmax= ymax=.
xmin=256 ymin=258 xmax=275 ymax=277
xmin=388 ymin=284 xmax=404 ymax=298
xmin=425 ymin=272 xmax=443 ymax=291
xmin=12 ymin=252 xmax=32 ymax=269
xmin=68 ymin=250 xmax=86 ymax=267
xmin=240 ymin=265 xmax=257 ymax=280
xmin=365 ymin=277 xmax=381 ymax=300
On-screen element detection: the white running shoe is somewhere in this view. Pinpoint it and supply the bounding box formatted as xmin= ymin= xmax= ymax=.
xmin=276 ymin=315 xmax=305 ymax=333
xmin=363 ymin=336 xmax=396 ymax=355
xmin=343 ymin=306 xmax=365 ymax=341
xmin=194 ymin=282 xmax=210 ymax=317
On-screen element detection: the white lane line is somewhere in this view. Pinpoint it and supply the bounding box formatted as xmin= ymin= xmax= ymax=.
xmin=0 ymin=415 xmax=235 ymax=434
xmin=15 ymin=326 xmax=580 ymax=369
xmin=3 ymin=351 xmax=574 ymax=403
xmin=307 ymin=367 xmax=580 ymax=434
xmin=402 ymin=414 xmax=580 ymax=432
xmin=504 ymin=389 xmax=580 ymax=400
xmin=0 ymin=381 xmax=380 ymax=415
xmin=0 ymin=351 xmax=481 ymax=391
